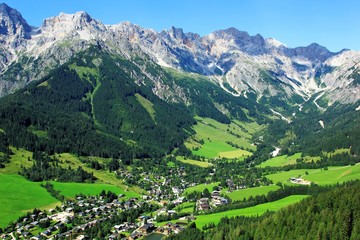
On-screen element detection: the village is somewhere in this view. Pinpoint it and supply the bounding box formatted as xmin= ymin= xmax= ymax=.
xmin=0 ymin=181 xmax=230 ymax=240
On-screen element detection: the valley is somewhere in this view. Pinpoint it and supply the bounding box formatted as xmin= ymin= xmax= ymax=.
xmin=0 ymin=3 xmax=359 ymax=240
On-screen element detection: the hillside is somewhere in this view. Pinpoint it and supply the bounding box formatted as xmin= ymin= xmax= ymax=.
xmin=168 ymin=181 xmax=360 ymax=240
xmin=0 ymin=3 xmax=360 ymax=239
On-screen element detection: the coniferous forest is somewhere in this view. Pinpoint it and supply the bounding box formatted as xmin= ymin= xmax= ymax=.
xmin=168 ymin=181 xmax=360 ymax=240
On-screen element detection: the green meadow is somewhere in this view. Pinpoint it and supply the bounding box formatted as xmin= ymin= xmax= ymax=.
xmin=259 ymin=149 xmax=349 ymax=168
xmin=184 ymin=182 xmax=220 ymax=195
xmin=258 ymin=153 xmax=302 ymax=167
xmin=176 ymin=202 xmax=195 ymax=214
xmin=266 ymin=169 xmax=319 ymax=184
xmin=54 ymin=153 xmax=143 ymax=194
xmin=266 ymin=164 xmax=360 ymax=185
xmin=177 ymin=157 xmax=213 ymax=168
xmin=218 ymin=149 xmax=252 ymax=159
xmin=305 ymin=164 xmax=360 ymax=185
xmin=51 ymin=182 xmax=140 ymax=198
xmin=223 ymin=185 xmax=280 ymax=201
xmin=194 ymin=195 xmax=308 ymax=229
xmin=0 ymin=174 xmax=59 ymax=228
xmin=185 ymin=117 xmax=260 ymax=159
xmin=0 ymin=147 xmax=35 ymax=174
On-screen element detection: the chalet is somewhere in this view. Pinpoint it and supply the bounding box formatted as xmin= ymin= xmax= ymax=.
xmin=138 ymin=223 xmax=155 ymax=234
xmin=30 ymin=235 xmax=41 ymax=240
xmin=172 ymin=187 xmax=181 ymax=195
xmin=22 ymin=232 xmax=31 ymax=238
xmin=108 ymin=233 xmax=119 ymax=240
xmin=41 ymin=229 xmax=52 ymax=237
xmin=30 ymin=221 xmax=39 ymax=226
xmin=197 ymin=198 xmax=210 ymax=211
xmin=76 ymin=235 xmax=89 ymax=240
xmin=159 ymin=222 xmax=185 ymax=235
xmin=65 ymin=207 xmax=74 ymax=213
xmin=129 ymin=231 xmax=143 ymax=240
xmin=211 ymin=190 xmax=220 ymax=197
xmin=24 ymin=224 xmax=34 ymax=231
xmin=39 ymin=217 xmax=49 ymax=223
xmin=167 ymin=210 xmax=177 ymax=216
xmin=212 ymin=196 xmax=229 ymax=206
xmin=173 ymin=196 xmax=185 ymax=205
xmin=54 ymin=222 xmax=65 ymax=230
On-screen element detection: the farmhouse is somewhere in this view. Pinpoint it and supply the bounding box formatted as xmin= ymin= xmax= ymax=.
xmin=197 ymin=198 xmax=210 ymax=211
xmin=289 ymin=177 xmax=311 ymax=185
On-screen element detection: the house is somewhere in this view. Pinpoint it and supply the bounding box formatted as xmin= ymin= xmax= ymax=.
xmin=129 ymin=231 xmax=143 ymax=240
xmin=76 ymin=235 xmax=89 ymax=240
xmin=138 ymin=223 xmax=155 ymax=234
xmin=211 ymin=190 xmax=220 ymax=197
xmin=173 ymin=197 xmax=185 ymax=205
xmin=197 ymin=198 xmax=210 ymax=211
xmin=30 ymin=221 xmax=39 ymax=226
xmin=24 ymin=224 xmax=34 ymax=231
xmin=30 ymin=235 xmax=41 ymax=240
xmin=22 ymin=232 xmax=31 ymax=238
xmin=108 ymin=233 xmax=119 ymax=239
xmin=212 ymin=196 xmax=229 ymax=206
xmin=41 ymin=229 xmax=52 ymax=237
xmin=172 ymin=187 xmax=181 ymax=195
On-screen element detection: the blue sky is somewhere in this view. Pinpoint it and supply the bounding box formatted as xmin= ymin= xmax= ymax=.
xmin=4 ymin=0 xmax=360 ymax=52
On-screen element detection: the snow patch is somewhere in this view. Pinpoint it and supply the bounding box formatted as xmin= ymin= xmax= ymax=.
xmin=356 ymin=105 xmax=360 ymax=111
xmin=319 ymin=120 xmax=325 ymax=129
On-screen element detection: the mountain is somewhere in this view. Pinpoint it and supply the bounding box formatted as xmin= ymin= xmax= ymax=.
xmin=0 ymin=4 xmax=359 ymax=159
xmin=0 ymin=4 xmax=359 ymax=111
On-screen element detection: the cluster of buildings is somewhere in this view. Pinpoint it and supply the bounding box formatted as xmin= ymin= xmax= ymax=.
xmin=196 ymin=190 xmax=229 ymax=211
xmin=0 ymin=195 xmax=153 ymax=240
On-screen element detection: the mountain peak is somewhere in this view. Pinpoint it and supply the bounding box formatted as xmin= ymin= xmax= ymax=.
xmin=210 ymin=27 xmax=266 ymax=55
xmin=57 ymin=11 xmax=93 ymax=23
xmin=266 ymin=38 xmax=286 ymax=48
xmin=169 ymin=26 xmax=185 ymax=40
xmin=294 ymin=42 xmax=334 ymax=62
xmin=39 ymin=10 xmax=105 ymax=42
xmin=0 ymin=3 xmax=31 ymax=37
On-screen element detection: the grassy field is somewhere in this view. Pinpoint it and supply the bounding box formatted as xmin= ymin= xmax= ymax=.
xmin=194 ymin=195 xmax=308 ymax=229
xmin=0 ymin=148 xmax=139 ymax=195
xmin=177 ymin=157 xmax=213 ymax=168
xmin=305 ymin=164 xmax=360 ymax=185
xmin=258 ymin=153 xmax=302 ymax=167
xmin=259 ymin=149 xmax=349 ymax=168
xmin=176 ymin=202 xmax=195 ymax=214
xmin=0 ymin=147 xmax=35 ymax=174
xmin=193 ymin=140 xmax=236 ymax=159
xmin=54 ymin=153 xmax=143 ymax=194
xmin=223 ymin=185 xmax=280 ymax=201
xmin=185 ymin=117 xmax=259 ymax=159
xmin=184 ymin=182 xmax=220 ymax=195
xmin=218 ymin=149 xmax=252 ymax=159
xmin=266 ymin=169 xmax=318 ymax=184
xmin=135 ymin=93 xmax=156 ymax=122
xmin=266 ymin=164 xmax=360 ymax=185
xmin=51 ymin=182 xmax=140 ymax=198
xmin=0 ymin=174 xmax=59 ymax=228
